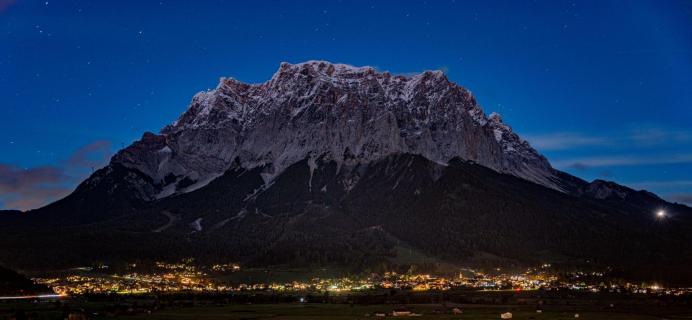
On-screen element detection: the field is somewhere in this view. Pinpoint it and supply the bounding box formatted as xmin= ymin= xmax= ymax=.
xmin=124 ymin=303 xmax=687 ymax=319
xmin=3 ymin=300 xmax=691 ymax=320
xmin=2 ymin=289 xmax=691 ymax=320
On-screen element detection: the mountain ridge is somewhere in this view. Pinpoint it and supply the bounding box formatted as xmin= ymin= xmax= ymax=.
xmin=105 ymin=60 xmax=561 ymax=203
xmin=2 ymin=61 xmax=691 ymax=284
xmin=53 ymin=60 xmax=683 ymax=215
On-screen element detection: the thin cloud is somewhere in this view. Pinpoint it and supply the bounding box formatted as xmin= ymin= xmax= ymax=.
xmin=630 ymin=128 xmax=692 ymax=146
xmin=568 ymin=162 xmax=589 ymax=171
xmin=0 ymin=0 xmax=16 ymax=13
xmin=553 ymin=154 xmax=692 ymax=169
xmin=599 ymin=171 xmax=613 ymax=178
xmin=624 ymin=180 xmax=692 ymax=189
xmin=0 ymin=140 xmax=113 ymax=211
xmin=2 ymin=186 xmax=72 ymax=212
xmin=67 ymin=140 xmax=112 ymax=169
xmin=525 ymin=128 xmax=692 ymax=151
xmin=621 ymin=181 xmax=692 ymax=202
xmin=525 ymin=133 xmax=609 ymax=151
xmin=668 ymin=193 xmax=692 ymax=206
xmin=0 ymin=165 xmax=65 ymax=194
xmin=0 ymin=164 xmax=71 ymax=211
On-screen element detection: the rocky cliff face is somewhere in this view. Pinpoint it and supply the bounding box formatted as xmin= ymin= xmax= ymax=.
xmin=110 ymin=61 xmax=560 ymax=200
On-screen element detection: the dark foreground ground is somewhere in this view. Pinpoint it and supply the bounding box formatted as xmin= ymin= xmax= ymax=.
xmin=2 ymin=291 xmax=691 ymax=320
xmin=3 ymin=302 xmax=692 ymax=320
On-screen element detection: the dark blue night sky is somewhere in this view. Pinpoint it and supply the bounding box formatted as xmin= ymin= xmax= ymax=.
xmin=1 ymin=0 xmax=691 ymax=210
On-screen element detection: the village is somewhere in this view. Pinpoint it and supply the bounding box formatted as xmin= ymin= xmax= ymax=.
xmin=30 ymin=259 xmax=690 ymax=298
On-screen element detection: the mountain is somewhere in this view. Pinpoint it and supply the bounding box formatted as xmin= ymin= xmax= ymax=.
xmin=0 ymin=265 xmax=51 ymax=295
xmin=77 ymin=61 xmax=560 ymax=208
xmin=2 ymin=61 xmax=691 ymax=284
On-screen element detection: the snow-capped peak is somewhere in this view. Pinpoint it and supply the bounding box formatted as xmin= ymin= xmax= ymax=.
xmin=113 ymin=61 xmax=560 ymax=199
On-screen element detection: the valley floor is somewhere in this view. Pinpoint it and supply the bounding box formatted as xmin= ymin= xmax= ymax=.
xmin=3 ymin=301 xmax=691 ymax=320
xmin=123 ymin=304 xmax=687 ymax=320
